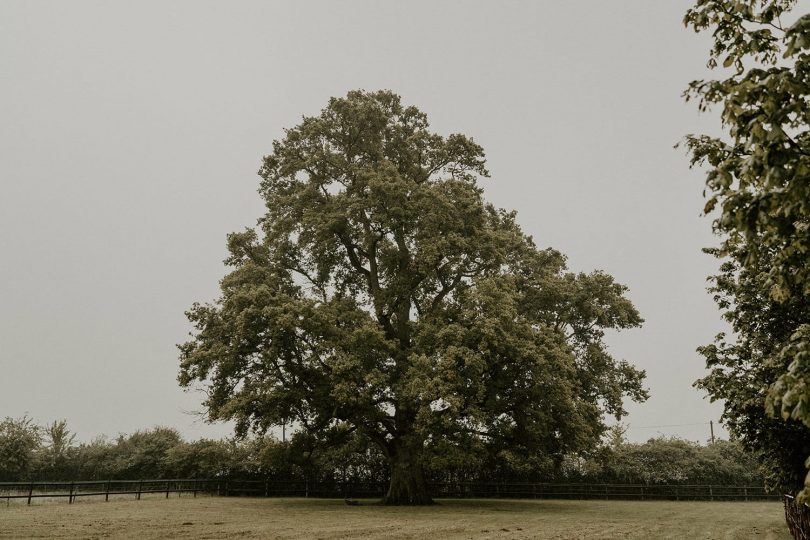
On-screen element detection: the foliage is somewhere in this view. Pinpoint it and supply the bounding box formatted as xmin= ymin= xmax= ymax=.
xmin=0 ymin=416 xmax=766 ymax=489
xmin=591 ymin=437 xmax=761 ymax=485
xmin=69 ymin=436 xmax=118 ymax=480
xmin=695 ymin=243 xmax=810 ymax=493
xmin=162 ymin=439 xmax=234 ymax=479
xmin=683 ymin=0 xmax=810 ymax=498
xmin=38 ymin=420 xmax=77 ymax=480
xmin=561 ymin=436 xmax=762 ymax=486
xmin=110 ymin=428 xmax=184 ymax=479
xmin=0 ymin=416 xmax=42 ymax=481
xmin=178 ymin=90 xmax=648 ymax=504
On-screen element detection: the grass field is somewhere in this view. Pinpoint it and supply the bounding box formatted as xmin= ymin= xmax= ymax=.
xmin=0 ymin=496 xmax=791 ymax=539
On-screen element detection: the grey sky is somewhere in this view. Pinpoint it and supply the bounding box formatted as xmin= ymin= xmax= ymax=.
xmin=1 ymin=1 xmax=735 ymax=443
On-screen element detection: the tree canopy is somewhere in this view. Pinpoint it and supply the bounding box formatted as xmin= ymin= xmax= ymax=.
xmin=179 ymin=90 xmax=647 ymax=504
xmin=0 ymin=416 xmax=41 ymax=482
xmin=684 ymin=0 xmax=810 ymax=498
xmin=695 ymin=241 xmax=810 ymax=493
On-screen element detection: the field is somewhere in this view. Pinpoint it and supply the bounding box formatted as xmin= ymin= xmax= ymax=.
xmin=0 ymin=496 xmax=790 ymax=539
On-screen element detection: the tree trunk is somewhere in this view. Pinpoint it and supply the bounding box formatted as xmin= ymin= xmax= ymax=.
xmin=383 ymin=449 xmax=433 ymax=505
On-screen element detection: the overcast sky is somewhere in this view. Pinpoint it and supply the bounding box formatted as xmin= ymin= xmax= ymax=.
xmin=1 ymin=1 xmax=744 ymax=443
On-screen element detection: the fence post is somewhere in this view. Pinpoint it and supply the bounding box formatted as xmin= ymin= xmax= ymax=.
xmin=136 ymin=481 xmax=142 ymax=501
xmin=305 ymin=479 xmax=309 ymax=498
xmin=27 ymin=482 xmax=34 ymax=505
xmin=709 ymin=485 xmax=713 ymax=501
xmin=744 ymin=486 xmax=748 ymax=501
xmin=68 ymin=482 xmax=74 ymax=504
xmin=264 ymin=479 xmax=268 ymax=497
xmin=105 ymin=480 xmax=110 ymax=502
xmin=640 ymin=485 xmax=644 ymax=501
xmin=193 ymin=480 xmax=197 ymax=498
xmin=166 ymin=481 xmax=170 ymax=499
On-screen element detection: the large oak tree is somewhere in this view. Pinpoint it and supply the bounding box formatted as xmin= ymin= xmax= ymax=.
xmin=179 ymin=90 xmax=647 ymax=504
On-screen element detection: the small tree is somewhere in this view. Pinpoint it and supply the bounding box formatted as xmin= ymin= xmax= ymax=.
xmin=38 ymin=420 xmax=77 ymax=480
xmin=112 ymin=427 xmax=182 ymax=479
xmin=72 ymin=437 xmax=116 ymax=480
xmin=179 ymin=90 xmax=647 ymax=504
xmin=162 ymin=439 xmax=233 ymax=479
xmin=0 ymin=416 xmax=42 ymax=481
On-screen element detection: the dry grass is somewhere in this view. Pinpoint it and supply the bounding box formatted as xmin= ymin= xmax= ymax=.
xmin=0 ymin=495 xmax=790 ymax=539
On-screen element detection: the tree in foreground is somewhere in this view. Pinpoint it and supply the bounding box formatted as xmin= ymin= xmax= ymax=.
xmin=695 ymin=243 xmax=810 ymax=494
xmin=684 ymin=1 xmax=810 ymax=497
xmin=179 ymin=90 xmax=647 ymax=504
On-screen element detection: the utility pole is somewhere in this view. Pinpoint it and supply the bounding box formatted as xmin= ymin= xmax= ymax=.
xmin=709 ymin=420 xmax=715 ymax=443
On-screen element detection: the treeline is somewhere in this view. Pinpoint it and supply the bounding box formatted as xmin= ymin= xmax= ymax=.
xmin=0 ymin=416 xmax=764 ymax=486
xmin=0 ymin=417 xmax=278 ymax=482
xmin=560 ymin=438 xmax=762 ymax=485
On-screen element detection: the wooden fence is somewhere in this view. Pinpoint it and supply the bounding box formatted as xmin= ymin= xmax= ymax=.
xmin=209 ymin=479 xmax=779 ymax=501
xmin=0 ymin=479 xmax=219 ymax=504
xmin=0 ymin=479 xmax=779 ymax=505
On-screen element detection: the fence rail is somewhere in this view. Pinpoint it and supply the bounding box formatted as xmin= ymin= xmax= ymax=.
xmin=222 ymin=479 xmax=778 ymax=501
xmin=431 ymin=481 xmax=777 ymax=501
xmin=0 ymin=479 xmax=219 ymax=504
xmin=0 ymin=479 xmax=778 ymax=505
